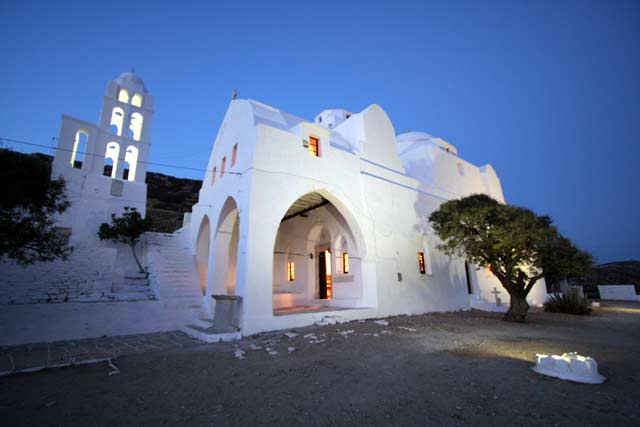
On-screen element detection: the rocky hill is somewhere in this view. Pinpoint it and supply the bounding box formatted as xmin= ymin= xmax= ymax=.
xmin=569 ymin=261 xmax=640 ymax=293
xmin=18 ymin=151 xmax=201 ymax=233
xmin=145 ymin=171 xmax=201 ymax=232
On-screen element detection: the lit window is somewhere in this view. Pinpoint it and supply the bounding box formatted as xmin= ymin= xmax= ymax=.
xmin=342 ymin=253 xmax=349 ymax=274
xmin=231 ymin=144 xmax=238 ymax=167
xmin=287 ymin=261 xmax=295 ymax=281
xmin=309 ymin=136 xmax=319 ymax=157
xmin=212 ymin=167 xmax=216 ymax=185
xmin=70 ymin=130 xmax=88 ymax=169
xmin=118 ymin=89 xmax=129 ymax=103
xmin=418 ymin=252 xmax=426 ymax=274
xmin=131 ymin=93 xmax=143 ymax=107
xmin=220 ymin=157 xmax=226 ymax=178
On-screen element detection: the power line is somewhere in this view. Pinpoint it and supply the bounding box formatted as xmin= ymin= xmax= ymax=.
xmin=0 ymin=136 xmax=241 ymax=176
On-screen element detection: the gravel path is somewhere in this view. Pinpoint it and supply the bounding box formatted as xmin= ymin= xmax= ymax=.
xmin=1 ymin=302 xmax=639 ymax=426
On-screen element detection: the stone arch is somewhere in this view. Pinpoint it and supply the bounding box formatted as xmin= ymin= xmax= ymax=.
xmin=118 ymin=88 xmax=129 ymax=103
xmin=212 ymin=196 xmax=240 ymax=296
xmin=103 ymin=142 xmax=120 ymax=178
xmin=124 ymin=145 xmax=139 ymax=181
xmin=131 ymin=93 xmax=143 ymax=107
xmin=272 ymin=190 xmax=368 ymax=313
xmin=110 ymin=107 xmax=125 ymax=136
xmin=129 ymin=112 xmax=143 ymax=141
xmin=70 ymin=129 xmax=88 ymax=169
xmin=195 ymin=215 xmax=211 ymax=296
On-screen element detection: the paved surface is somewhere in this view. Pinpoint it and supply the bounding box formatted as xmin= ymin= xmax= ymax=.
xmin=0 ymin=301 xmax=205 ymax=346
xmin=0 ymin=331 xmax=202 ymax=376
xmin=1 ymin=301 xmax=639 ymax=426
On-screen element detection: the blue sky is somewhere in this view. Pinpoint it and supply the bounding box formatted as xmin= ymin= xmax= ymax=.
xmin=1 ymin=0 xmax=638 ymax=263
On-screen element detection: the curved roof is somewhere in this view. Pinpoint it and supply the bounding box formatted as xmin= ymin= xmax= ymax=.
xmin=115 ymin=72 xmax=147 ymax=92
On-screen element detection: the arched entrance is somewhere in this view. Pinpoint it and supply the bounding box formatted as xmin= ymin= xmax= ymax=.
xmin=212 ymin=197 xmax=240 ymax=296
xmin=195 ymin=215 xmax=211 ymax=296
xmin=272 ymin=192 xmax=365 ymax=314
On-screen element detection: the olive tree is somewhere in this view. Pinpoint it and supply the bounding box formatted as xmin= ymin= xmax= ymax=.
xmin=0 ymin=149 xmax=73 ymax=265
xmin=98 ymin=207 xmax=152 ymax=273
xmin=429 ymin=194 xmax=592 ymax=322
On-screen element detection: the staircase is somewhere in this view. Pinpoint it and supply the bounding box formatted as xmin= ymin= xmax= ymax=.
xmin=145 ymin=231 xmax=208 ymax=327
xmin=111 ymin=272 xmax=156 ymax=301
xmin=144 ymin=230 xmax=242 ymax=342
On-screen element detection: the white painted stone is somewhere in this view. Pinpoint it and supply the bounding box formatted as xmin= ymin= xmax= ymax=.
xmin=597 ymin=285 xmax=640 ymax=301
xmin=374 ymin=320 xmax=389 ymax=326
xmin=532 ymin=352 xmax=605 ymax=384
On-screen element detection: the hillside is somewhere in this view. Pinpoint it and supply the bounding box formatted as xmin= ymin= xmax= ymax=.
xmin=16 ymin=151 xmax=201 ymax=233
xmin=145 ymin=171 xmax=201 ymax=232
xmin=569 ymin=261 xmax=640 ymax=292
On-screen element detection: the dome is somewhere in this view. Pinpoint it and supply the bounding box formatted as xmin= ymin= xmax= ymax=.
xmin=115 ymin=72 xmax=147 ymax=92
xmin=396 ymin=131 xmax=457 ymax=155
xmin=396 ymin=131 xmax=434 ymax=142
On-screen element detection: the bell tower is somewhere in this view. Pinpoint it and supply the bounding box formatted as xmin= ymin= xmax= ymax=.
xmin=51 ymin=71 xmax=155 ymax=243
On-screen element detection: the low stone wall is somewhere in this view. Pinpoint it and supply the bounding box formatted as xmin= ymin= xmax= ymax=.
xmin=0 ymin=243 xmax=118 ymax=305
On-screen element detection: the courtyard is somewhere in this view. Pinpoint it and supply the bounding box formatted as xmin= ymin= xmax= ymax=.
xmin=1 ymin=301 xmax=639 ymax=426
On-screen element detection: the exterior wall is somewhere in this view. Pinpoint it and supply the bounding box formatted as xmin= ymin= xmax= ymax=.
xmin=187 ymin=99 xmax=548 ymax=335
xmin=0 ymin=242 xmax=147 ymax=305
xmin=0 ymin=73 xmax=157 ymax=308
xmin=51 ymin=73 xmax=152 ymax=244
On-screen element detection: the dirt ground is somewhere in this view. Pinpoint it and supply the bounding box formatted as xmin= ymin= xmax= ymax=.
xmin=2 ymin=301 xmax=639 ymax=426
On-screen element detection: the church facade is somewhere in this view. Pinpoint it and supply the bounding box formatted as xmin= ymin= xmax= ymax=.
xmin=21 ymin=72 xmax=547 ymax=338
xmin=187 ymin=99 xmax=548 ymax=336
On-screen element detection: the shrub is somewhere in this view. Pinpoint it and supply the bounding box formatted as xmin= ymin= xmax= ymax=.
xmin=544 ymin=291 xmax=591 ymax=315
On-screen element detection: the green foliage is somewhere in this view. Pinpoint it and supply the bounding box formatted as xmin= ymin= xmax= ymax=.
xmin=98 ymin=207 xmax=152 ymax=245
xmin=0 ymin=149 xmax=73 ymax=265
xmin=544 ymin=292 xmax=591 ymax=315
xmin=428 ymin=194 xmax=593 ymax=321
xmin=98 ymin=207 xmax=151 ymax=273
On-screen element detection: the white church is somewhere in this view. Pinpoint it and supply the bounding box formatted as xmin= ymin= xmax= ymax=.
xmin=3 ymin=72 xmax=548 ymax=341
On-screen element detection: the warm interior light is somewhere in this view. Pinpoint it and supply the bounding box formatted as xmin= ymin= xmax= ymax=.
xmin=287 ymin=261 xmax=295 ymax=281
xmin=343 ymin=252 xmax=349 ymax=274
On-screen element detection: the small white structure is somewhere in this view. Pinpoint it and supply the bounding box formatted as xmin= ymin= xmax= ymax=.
xmin=597 ymin=285 xmax=640 ymax=301
xmin=186 ymin=100 xmax=548 ymax=335
xmin=533 ymin=352 xmax=605 ymax=384
xmin=51 ymin=71 xmax=153 ymax=243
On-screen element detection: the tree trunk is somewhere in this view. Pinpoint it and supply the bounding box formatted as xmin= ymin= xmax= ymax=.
xmin=504 ymin=291 xmax=529 ymax=322
xmin=130 ymin=243 xmax=145 ymax=274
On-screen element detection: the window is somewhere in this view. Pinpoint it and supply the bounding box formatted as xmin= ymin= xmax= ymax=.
xmin=129 ymin=112 xmax=144 ymax=141
xmin=309 ymin=136 xmax=319 ymax=157
xmin=103 ymin=142 xmax=120 ymax=178
xmin=110 ymin=107 xmax=125 ymax=136
xmin=287 ymin=261 xmax=295 ymax=281
xmin=457 ymin=162 xmax=464 ymax=176
xmin=70 ymin=130 xmax=88 ymax=169
xmin=131 ymin=93 xmax=143 ymax=107
xmin=211 ymin=167 xmax=216 ymax=185
xmin=342 ymin=253 xmax=349 ymax=274
xmin=231 ymin=144 xmax=238 ymax=167
xmin=220 ymin=157 xmax=226 ymax=178
xmin=124 ymin=146 xmax=139 ymax=181
xmin=118 ymin=89 xmax=129 ymax=103
xmin=418 ymin=252 xmax=426 ymax=274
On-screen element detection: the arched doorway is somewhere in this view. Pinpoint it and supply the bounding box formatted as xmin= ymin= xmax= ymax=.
xmin=212 ymin=197 xmax=240 ymax=296
xmin=272 ymin=192 xmax=364 ymax=314
xmin=195 ymin=216 xmax=211 ymax=296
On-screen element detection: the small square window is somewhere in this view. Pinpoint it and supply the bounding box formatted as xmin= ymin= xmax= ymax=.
xmin=418 ymin=252 xmax=426 ymax=274
xmin=287 ymin=261 xmax=295 ymax=281
xmin=309 ymin=136 xmax=319 ymax=157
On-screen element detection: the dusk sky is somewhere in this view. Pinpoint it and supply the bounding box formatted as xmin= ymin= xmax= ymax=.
xmin=1 ymin=0 xmax=638 ymax=263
